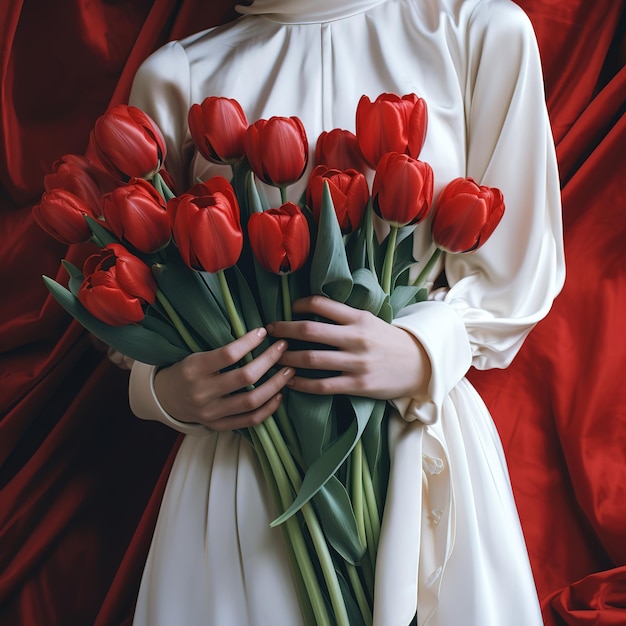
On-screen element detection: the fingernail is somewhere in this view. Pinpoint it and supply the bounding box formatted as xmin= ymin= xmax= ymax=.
xmin=266 ymin=323 xmax=275 ymax=334
xmin=256 ymin=327 xmax=267 ymax=337
xmin=276 ymin=340 xmax=287 ymax=351
xmin=282 ymin=367 xmax=293 ymax=376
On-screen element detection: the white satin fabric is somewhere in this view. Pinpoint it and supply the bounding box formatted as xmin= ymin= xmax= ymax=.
xmin=128 ymin=0 xmax=565 ymax=624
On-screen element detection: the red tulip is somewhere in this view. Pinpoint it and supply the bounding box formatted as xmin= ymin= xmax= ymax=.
xmin=431 ymin=177 xmax=505 ymax=253
xmin=372 ymin=152 xmax=434 ymax=227
xmin=248 ymin=202 xmax=310 ymax=274
xmin=92 ymin=104 xmax=166 ymax=180
xmin=32 ymin=188 xmax=95 ymax=244
xmin=244 ymin=116 xmax=308 ymax=187
xmin=78 ymin=243 xmax=157 ymax=326
xmin=169 ymin=177 xmax=242 ymax=272
xmin=101 ymin=178 xmax=171 ymax=253
xmin=188 ymin=97 xmax=248 ymax=165
xmin=44 ymin=154 xmax=119 ymax=218
xmin=355 ymin=93 xmax=428 ymax=169
xmin=314 ymin=129 xmax=368 ymax=174
xmin=306 ymin=165 xmax=369 ymax=234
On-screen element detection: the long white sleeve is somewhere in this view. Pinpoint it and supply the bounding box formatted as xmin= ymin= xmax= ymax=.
xmin=391 ymin=0 xmax=564 ymax=422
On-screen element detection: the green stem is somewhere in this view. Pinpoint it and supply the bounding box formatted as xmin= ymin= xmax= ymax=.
xmin=281 ymin=273 xmax=292 ymax=321
xmin=280 ymin=186 xmax=288 ymax=204
xmin=155 ymin=289 xmax=203 ymax=353
xmin=362 ymin=501 xmax=376 ymax=595
xmin=264 ymin=416 xmax=303 ymax=485
xmin=217 ymin=270 xmax=247 ymax=339
xmin=351 ymin=441 xmax=366 ymax=548
xmin=362 ymin=479 xmax=378 ymax=579
xmin=217 ymin=268 xmax=348 ymax=624
xmin=381 ymin=225 xmax=398 ymax=295
xmin=346 ymin=563 xmax=373 ymax=626
xmin=301 ymin=502 xmax=350 ymax=626
xmin=365 ymin=198 xmax=376 ymax=274
xmin=412 ymin=246 xmax=443 ymax=289
xmin=362 ymin=455 xmax=381 ymax=554
xmin=249 ymin=429 xmax=316 ymax=626
xmin=272 ymin=404 xmax=305 ymax=469
xmin=264 ymin=423 xmax=350 ymax=625
xmin=253 ymin=425 xmax=331 ymax=626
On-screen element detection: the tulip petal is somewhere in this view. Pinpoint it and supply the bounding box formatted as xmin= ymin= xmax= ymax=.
xmin=43 ymin=277 xmax=189 ymax=366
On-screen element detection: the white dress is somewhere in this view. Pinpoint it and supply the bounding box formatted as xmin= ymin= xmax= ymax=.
xmin=127 ymin=0 xmax=565 ymax=624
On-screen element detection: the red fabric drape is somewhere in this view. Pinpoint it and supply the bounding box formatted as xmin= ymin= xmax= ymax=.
xmin=1 ymin=1 xmax=624 ymax=624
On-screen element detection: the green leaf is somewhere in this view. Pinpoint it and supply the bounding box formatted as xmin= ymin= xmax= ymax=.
xmin=345 ymin=225 xmax=367 ymax=273
xmin=141 ymin=309 xmax=190 ymax=350
xmin=61 ymin=260 xmax=84 ymax=297
xmin=345 ymin=268 xmax=388 ymax=317
xmin=391 ymin=227 xmax=417 ymax=287
xmin=287 ymin=391 xmax=335 ymax=463
xmin=228 ymin=265 xmax=272 ymax=359
xmin=243 ymin=168 xmax=268 ymax=218
xmin=389 ymin=285 xmax=429 ymax=316
xmin=313 ymin=478 xmax=365 ymax=564
xmin=84 ymin=215 xmax=119 ymax=247
xmin=251 ymin=260 xmax=282 ymax=324
xmin=273 ymin=395 xmax=376 ymax=526
xmin=361 ymin=398 xmax=388 ymax=482
xmin=310 ymin=181 xmax=353 ymax=303
xmin=363 ymin=400 xmax=391 ymax=511
xmin=43 ymin=276 xmax=190 ymax=366
xmin=336 ymin=568 xmax=368 ymax=626
xmin=154 ymin=250 xmax=234 ymax=349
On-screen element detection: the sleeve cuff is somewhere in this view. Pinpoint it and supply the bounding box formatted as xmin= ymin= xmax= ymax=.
xmin=391 ymin=300 xmax=472 ymax=424
xmin=129 ymin=361 xmax=210 ymax=436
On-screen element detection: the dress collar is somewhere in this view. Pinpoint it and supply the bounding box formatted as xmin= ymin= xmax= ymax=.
xmin=235 ymin=0 xmax=390 ymax=24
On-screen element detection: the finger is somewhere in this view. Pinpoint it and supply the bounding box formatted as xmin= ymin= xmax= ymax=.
xmin=216 ymin=366 xmax=295 ymax=420
xmin=216 ymin=339 xmax=289 ymax=394
xmin=198 ymin=327 xmax=271 ymax=371
xmin=286 ymin=373 xmax=366 ymax=397
xmin=291 ymin=296 xmax=359 ymax=325
xmin=268 ymin=319 xmax=354 ymax=349
xmin=278 ymin=348 xmax=357 ymax=373
xmin=209 ymin=392 xmax=285 ymax=431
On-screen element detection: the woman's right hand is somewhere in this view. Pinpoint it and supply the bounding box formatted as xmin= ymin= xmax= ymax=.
xmin=154 ymin=328 xmax=294 ymax=431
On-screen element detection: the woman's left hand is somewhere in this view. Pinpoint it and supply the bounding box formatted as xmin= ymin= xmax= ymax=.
xmin=268 ymin=296 xmax=431 ymax=400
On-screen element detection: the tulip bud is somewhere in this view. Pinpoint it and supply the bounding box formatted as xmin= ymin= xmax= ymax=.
xmin=44 ymin=154 xmax=119 ymax=218
xmin=431 ymin=177 xmax=505 ymax=253
xmin=245 ymin=116 xmax=308 ymax=187
xmin=188 ymin=97 xmax=248 ymax=165
xmin=32 ymin=188 xmax=95 ymax=244
xmin=78 ymin=243 xmax=157 ymax=326
xmin=92 ymin=104 xmax=166 ymax=181
xmin=101 ymin=178 xmax=171 ymax=253
xmin=356 ymin=93 xmax=428 ymax=169
xmin=314 ymin=129 xmax=368 ymax=174
xmin=306 ymin=165 xmax=369 ymax=234
xmin=248 ymin=202 xmax=310 ymax=274
xmin=169 ymin=177 xmax=243 ymax=273
xmin=372 ymin=152 xmax=433 ymax=227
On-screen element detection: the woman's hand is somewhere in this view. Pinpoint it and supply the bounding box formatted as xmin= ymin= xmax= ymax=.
xmin=268 ymin=296 xmax=431 ymax=400
xmin=154 ymin=328 xmax=294 ymax=431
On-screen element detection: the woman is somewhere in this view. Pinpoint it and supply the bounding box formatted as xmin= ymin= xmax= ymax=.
xmin=127 ymin=0 xmax=565 ymax=623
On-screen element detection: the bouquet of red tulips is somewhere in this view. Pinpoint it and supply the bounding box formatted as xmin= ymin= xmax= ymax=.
xmin=34 ymin=93 xmax=505 ymax=626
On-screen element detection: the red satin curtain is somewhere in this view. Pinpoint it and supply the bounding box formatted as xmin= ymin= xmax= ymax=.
xmin=0 ymin=1 xmax=624 ymax=624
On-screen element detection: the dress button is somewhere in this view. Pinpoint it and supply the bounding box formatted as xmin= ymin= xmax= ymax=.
xmin=423 ymin=454 xmax=444 ymax=475
xmin=430 ymin=508 xmax=443 ymax=525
